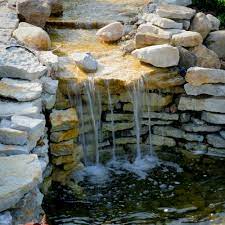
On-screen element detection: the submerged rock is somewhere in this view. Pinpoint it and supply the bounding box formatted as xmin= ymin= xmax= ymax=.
xmin=96 ymin=22 xmax=124 ymax=42
xmin=132 ymin=44 xmax=179 ymax=68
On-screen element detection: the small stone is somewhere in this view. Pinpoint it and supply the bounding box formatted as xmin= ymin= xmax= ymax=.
xmin=132 ymin=44 xmax=179 ymax=68
xmin=178 ymin=46 xmax=197 ymax=69
xmin=142 ymin=112 xmax=179 ymax=120
xmin=202 ymin=111 xmax=225 ymax=125
xmin=191 ymin=44 xmax=221 ymax=69
xmin=103 ymin=122 xmax=133 ymax=132
xmin=50 ymin=128 xmax=79 ymax=143
xmin=70 ymin=52 xmax=98 ymax=73
xmin=13 ymin=22 xmax=51 ymax=50
xmin=42 ymin=93 xmax=56 ymax=110
xmin=156 ymin=4 xmax=196 ymax=20
xmin=96 ymin=22 xmax=124 ymax=42
xmin=206 ymin=14 xmax=220 ymax=31
xmin=41 ymin=76 xmax=58 ymax=95
xmin=185 ymin=67 xmax=225 ymax=86
xmin=172 ymin=31 xmax=203 ymax=47
xmin=205 ymin=31 xmax=225 ymax=58
xmin=207 ymin=134 xmax=225 ymax=148
xmin=190 ymin=12 xmax=212 ymax=39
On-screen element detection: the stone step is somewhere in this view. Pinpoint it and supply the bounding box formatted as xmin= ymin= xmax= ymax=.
xmin=0 ymin=154 xmax=42 ymax=212
xmin=0 ymin=78 xmax=42 ymax=102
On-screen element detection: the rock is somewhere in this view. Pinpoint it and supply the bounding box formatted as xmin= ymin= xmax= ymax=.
xmin=50 ymin=140 xmax=75 ymax=156
xmin=103 ymin=122 xmax=133 ymax=132
xmin=0 ymin=211 xmax=12 ymax=225
xmin=207 ymin=147 xmax=225 ymax=157
xmin=50 ymin=108 xmax=78 ymax=132
xmin=184 ymin=83 xmax=225 ymax=96
xmin=0 ymin=78 xmax=42 ymax=102
xmin=0 ymin=128 xmax=28 ymax=145
xmin=150 ymin=0 xmax=192 ymax=6
xmin=0 ymin=101 xmax=40 ymax=119
xmin=180 ymin=113 xmax=191 ymax=123
xmin=150 ymin=134 xmax=176 ymax=147
xmin=132 ymin=44 xmax=179 ymax=68
xmin=0 ymin=12 xmax=19 ymax=30
xmin=142 ymin=112 xmax=179 ymax=120
xmin=182 ymin=123 xmax=221 ymax=132
xmin=178 ymin=96 xmax=225 ymax=113
xmin=206 ymin=14 xmax=220 ymax=31
xmin=156 ymin=4 xmax=196 ymax=20
xmin=96 ymin=22 xmax=124 ymax=42
xmin=190 ymin=12 xmax=212 ymax=39
xmin=42 ymin=93 xmax=56 ymax=110
xmin=50 ymin=128 xmax=79 ymax=143
xmin=205 ymin=31 xmax=225 ymax=58
xmin=13 ymin=23 xmax=51 ymax=50
xmin=70 ymin=52 xmax=98 ymax=73
xmin=171 ymin=31 xmax=203 ymax=47
xmin=220 ymin=131 xmax=225 ymax=139
xmin=48 ymin=0 xmax=63 ymax=16
xmin=0 ymin=143 xmax=29 ymax=155
xmin=191 ymin=45 xmax=221 ymax=69
xmin=176 ymin=19 xmax=190 ymax=30
xmin=178 ymin=46 xmax=197 ymax=69
xmin=11 ymin=115 xmax=46 ymax=150
xmin=202 ymin=111 xmax=225 ymax=125
xmin=185 ymin=67 xmax=225 ymax=86
xmin=0 ymin=154 xmax=42 ymax=212
xmin=135 ymin=32 xmax=170 ymax=48
xmin=16 ymin=0 xmax=51 ymax=27
xmin=41 ymin=76 xmax=58 ymax=95
xmin=153 ymin=126 xmax=204 ymax=142
xmin=0 ymin=46 xmax=47 ymax=81
xmin=106 ymin=113 xmax=134 ymax=122
xmin=207 ymin=134 xmax=225 ymax=148
xmin=184 ymin=142 xmax=208 ymax=153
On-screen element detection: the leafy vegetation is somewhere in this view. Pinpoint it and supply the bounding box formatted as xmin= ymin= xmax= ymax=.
xmin=192 ymin=0 xmax=225 ymax=26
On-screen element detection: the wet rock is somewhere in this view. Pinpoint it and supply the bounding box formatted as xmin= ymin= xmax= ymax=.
xmin=171 ymin=31 xmax=203 ymax=47
xmin=106 ymin=113 xmax=134 ymax=122
xmin=202 ymin=111 xmax=225 ymax=125
xmin=220 ymin=131 xmax=225 ymax=139
xmin=205 ymin=31 xmax=225 ymax=58
xmin=135 ymin=32 xmax=170 ymax=48
xmin=156 ymin=4 xmax=196 ymax=20
xmin=13 ymin=22 xmax=51 ymax=50
xmin=16 ymin=0 xmax=51 ymax=27
xmin=70 ymin=52 xmax=98 ymax=73
xmin=185 ymin=67 xmax=225 ymax=86
xmin=178 ymin=96 xmax=225 ymax=113
xmin=153 ymin=126 xmax=204 ymax=142
xmin=184 ymin=142 xmax=208 ymax=152
xmin=182 ymin=123 xmax=221 ymax=132
xmin=0 ymin=154 xmax=42 ymax=212
xmin=50 ymin=140 xmax=75 ymax=156
xmin=132 ymin=44 xmax=179 ymax=68
xmin=96 ymin=22 xmax=124 ymax=42
xmin=0 ymin=78 xmax=42 ymax=102
xmin=207 ymin=134 xmax=225 ymax=148
xmin=142 ymin=112 xmax=179 ymax=120
xmin=178 ymin=46 xmax=197 ymax=69
xmin=191 ymin=44 xmax=221 ymax=69
xmin=50 ymin=128 xmax=79 ymax=143
xmin=0 ymin=46 xmax=47 ymax=81
xmin=190 ymin=12 xmax=211 ymax=39
xmin=150 ymin=134 xmax=176 ymax=147
xmin=184 ymin=83 xmax=225 ymax=96
xmin=180 ymin=113 xmax=191 ymax=123
xmin=103 ymin=122 xmax=134 ymax=132
xmin=0 ymin=211 xmax=12 ymax=225
xmin=41 ymin=76 xmax=58 ymax=95
xmin=150 ymin=0 xmax=192 ymax=6
xmin=207 ymin=14 xmax=220 ymax=31
xmin=50 ymin=108 xmax=78 ymax=132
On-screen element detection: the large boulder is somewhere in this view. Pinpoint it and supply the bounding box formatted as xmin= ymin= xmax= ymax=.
xmin=207 ymin=14 xmax=220 ymax=31
xmin=16 ymin=0 xmax=51 ymax=27
xmin=171 ymin=31 xmax=203 ymax=47
xmin=205 ymin=31 xmax=225 ymax=58
xmin=185 ymin=67 xmax=225 ymax=86
xmin=13 ymin=22 xmax=51 ymax=50
xmin=132 ymin=44 xmax=179 ymax=68
xmin=156 ymin=4 xmax=196 ymax=20
xmin=96 ymin=22 xmax=124 ymax=42
xmin=191 ymin=45 xmax=221 ymax=69
xmin=190 ymin=12 xmax=212 ymax=39
xmin=149 ymin=0 xmax=192 ymax=6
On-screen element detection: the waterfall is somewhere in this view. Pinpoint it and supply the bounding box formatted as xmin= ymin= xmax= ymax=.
xmin=146 ymin=93 xmax=153 ymax=156
xmin=106 ymin=81 xmax=116 ymax=161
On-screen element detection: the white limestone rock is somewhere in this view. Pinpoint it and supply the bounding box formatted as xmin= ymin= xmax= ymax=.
xmin=0 ymin=143 xmax=29 ymax=155
xmin=0 ymin=154 xmax=42 ymax=212
xmin=0 ymin=78 xmax=42 ymax=102
xmin=42 ymin=93 xmax=56 ymax=110
xmin=132 ymin=44 xmax=179 ymax=68
xmin=0 ymin=46 xmax=47 ymax=81
xmin=41 ymin=76 xmax=58 ymax=95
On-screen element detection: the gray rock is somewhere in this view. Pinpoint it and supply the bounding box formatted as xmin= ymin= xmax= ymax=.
xmin=180 ymin=113 xmax=191 ymax=123
xmin=0 ymin=46 xmax=47 ymax=81
xmin=153 ymin=126 xmax=204 ymax=142
xmin=142 ymin=112 xmax=179 ymax=121
xmin=207 ymin=147 xmax=225 ymax=157
xmin=207 ymin=134 xmax=225 ymax=148
xmin=178 ymin=46 xmax=197 ymax=69
xmin=202 ymin=111 xmax=225 ymax=125
xmin=149 ymin=0 xmax=192 ymax=6
xmin=207 ymin=14 xmax=220 ymax=31
xmin=184 ymin=142 xmax=208 ymax=153
xmin=179 ymin=96 xmax=225 ymax=113
xmin=182 ymin=123 xmax=221 ymax=132
xmin=147 ymin=134 xmax=176 ymax=147
xmin=132 ymin=44 xmax=179 ymax=68
xmin=0 ymin=143 xmax=29 ymax=155
xmin=156 ymin=4 xmax=196 ymax=20
xmin=0 ymin=154 xmax=42 ymax=212
xmin=0 ymin=128 xmax=28 ymax=145
xmin=0 ymin=78 xmax=42 ymax=101
xmin=42 ymin=93 xmax=56 ymax=110
xmin=220 ymin=131 xmax=225 ymax=139
xmin=184 ymin=83 xmax=225 ymax=96
xmin=16 ymin=0 xmax=51 ymax=27
xmin=0 ymin=211 xmax=12 ymax=225
xmin=71 ymin=52 xmax=98 ymax=73
xmin=41 ymin=76 xmax=58 ymax=95
xmin=205 ymin=31 xmax=225 ymax=58
xmin=190 ymin=12 xmax=212 ymax=39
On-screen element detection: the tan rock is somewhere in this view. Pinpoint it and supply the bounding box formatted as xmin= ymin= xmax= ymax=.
xmin=50 ymin=140 xmax=75 ymax=156
xmin=50 ymin=128 xmax=79 ymax=143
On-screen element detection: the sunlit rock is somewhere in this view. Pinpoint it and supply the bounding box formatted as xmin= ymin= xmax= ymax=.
xmin=50 ymin=128 xmax=79 ymax=143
